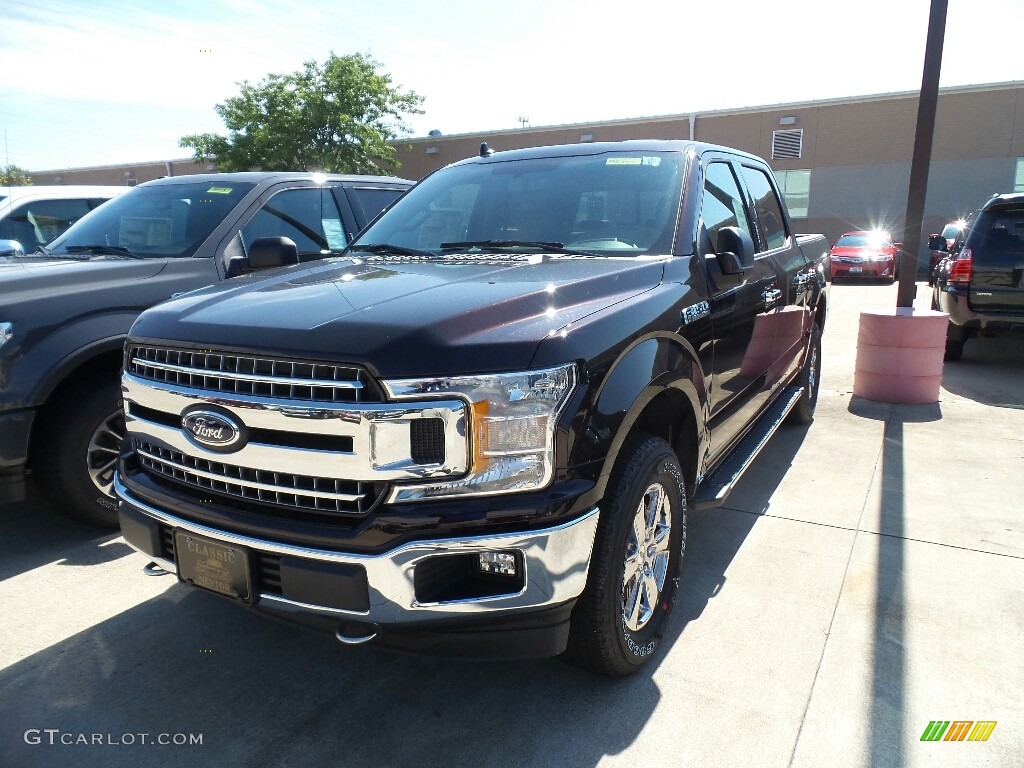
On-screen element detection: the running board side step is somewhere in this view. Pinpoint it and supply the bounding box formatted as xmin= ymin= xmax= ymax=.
xmin=693 ymin=386 xmax=804 ymax=510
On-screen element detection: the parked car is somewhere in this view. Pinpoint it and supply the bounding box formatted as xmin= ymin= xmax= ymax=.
xmin=0 ymin=172 xmax=413 ymax=524
xmin=828 ymin=230 xmax=900 ymax=282
xmin=0 ymin=185 xmax=127 ymax=253
xmin=114 ymin=140 xmax=829 ymax=675
xmin=927 ymin=218 xmax=967 ymax=286
xmin=931 ymin=193 xmax=1024 ymax=360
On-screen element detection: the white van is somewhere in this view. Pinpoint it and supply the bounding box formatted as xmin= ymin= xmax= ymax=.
xmin=0 ymin=185 xmax=128 ymax=254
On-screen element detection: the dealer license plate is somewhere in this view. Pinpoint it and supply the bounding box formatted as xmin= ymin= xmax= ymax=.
xmin=175 ymin=531 xmax=251 ymax=600
xmin=849 ymin=266 xmax=863 ymax=274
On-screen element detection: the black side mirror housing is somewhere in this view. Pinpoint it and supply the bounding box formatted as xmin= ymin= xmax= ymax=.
xmin=927 ymin=234 xmax=947 ymax=251
xmin=716 ymin=226 xmax=755 ymax=275
xmin=226 ymin=236 xmax=299 ymax=278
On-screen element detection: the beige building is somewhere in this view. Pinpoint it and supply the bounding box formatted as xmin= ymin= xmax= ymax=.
xmin=29 ymin=81 xmax=1024 ymax=256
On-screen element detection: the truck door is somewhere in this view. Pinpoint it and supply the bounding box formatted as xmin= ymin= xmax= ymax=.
xmin=738 ymin=163 xmax=814 ymax=394
xmin=697 ymin=158 xmax=777 ymax=458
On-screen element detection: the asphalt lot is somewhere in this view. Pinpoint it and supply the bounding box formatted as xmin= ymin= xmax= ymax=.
xmin=0 ymin=280 xmax=1021 ymax=768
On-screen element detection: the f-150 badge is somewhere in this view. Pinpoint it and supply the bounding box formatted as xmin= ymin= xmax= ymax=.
xmin=681 ymin=301 xmax=710 ymax=325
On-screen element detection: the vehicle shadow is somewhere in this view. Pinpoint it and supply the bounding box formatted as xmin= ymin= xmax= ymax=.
xmin=829 ymin=276 xmax=897 ymax=288
xmin=940 ymin=335 xmax=1024 ymax=408
xmin=664 ymin=421 xmax=810 ymax=633
xmin=0 ymin=581 xmax=659 ymax=768
xmin=0 ymin=428 xmax=814 ymax=768
xmin=0 ymin=484 xmax=130 ymax=583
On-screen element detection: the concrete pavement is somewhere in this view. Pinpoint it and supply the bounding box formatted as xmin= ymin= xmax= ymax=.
xmin=0 ymin=280 xmax=1021 ymax=768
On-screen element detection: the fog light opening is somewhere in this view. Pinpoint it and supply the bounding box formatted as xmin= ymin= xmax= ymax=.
xmin=478 ymin=551 xmax=518 ymax=576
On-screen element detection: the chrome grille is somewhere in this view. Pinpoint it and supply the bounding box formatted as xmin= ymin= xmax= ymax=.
xmin=126 ymin=345 xmax=373 ymax=403
xmin=135 ymin=440 xmax=378 ymax=516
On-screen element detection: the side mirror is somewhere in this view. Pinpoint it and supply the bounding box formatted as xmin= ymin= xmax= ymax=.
xmin=0 ymin=239 xmax=25 ymax=258
xmin=927 ymin=234 xmax=946 ymax=251
xmin=226 ymin=236 xmax=299 ymax=278
xmin=716 ymin=226 xmax=755 ymax=276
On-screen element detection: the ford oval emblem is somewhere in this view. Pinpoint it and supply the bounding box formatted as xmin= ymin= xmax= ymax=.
xmin=181 ymin=409 xmax=245 ymax=452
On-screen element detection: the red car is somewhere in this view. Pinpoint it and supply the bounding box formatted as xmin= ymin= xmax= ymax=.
xmin=829 ymin=230 xmax=900 ymax=282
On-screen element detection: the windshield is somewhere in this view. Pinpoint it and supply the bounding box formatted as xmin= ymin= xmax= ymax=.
xmin=941 ymin=222 xmax=962 ymax=239
xmin=835 ymin=233 xmax=892 ymax=248
xmin=46 ymin=181 xmax=255 ymax=257
xmin=354 ymin=151 xmax=686 ymax=255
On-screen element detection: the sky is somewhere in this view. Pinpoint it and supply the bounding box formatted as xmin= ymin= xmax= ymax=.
xmin=1 ymin=0 xmax=1023 ymax=171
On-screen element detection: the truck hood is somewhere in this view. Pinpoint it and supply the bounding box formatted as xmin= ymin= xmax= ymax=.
xmin=130 ymin=254 xmax=666 ymax=377
xmin=0 ymin=257 xmax=168 ymax=301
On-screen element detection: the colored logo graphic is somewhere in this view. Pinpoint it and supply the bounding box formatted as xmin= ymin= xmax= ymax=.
xmin=920 ymin=721 xmax=997 ymax=742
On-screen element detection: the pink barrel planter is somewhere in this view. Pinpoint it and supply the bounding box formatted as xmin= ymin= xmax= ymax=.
xmin=853 ymin=307 xmax=948 ymax=404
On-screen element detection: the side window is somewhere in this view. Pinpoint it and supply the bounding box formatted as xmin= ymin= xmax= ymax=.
xmin=740 ymin=166 xmax=788 ymax=251
xmin=700 ymin=162 xmax=755 ymax=253
xmin=0 ymin=198 xmax=92 ymax=246
xmin=348 ymin=187 xmax=405 ymax=223
xmin=241 ymin=188 xmax=346 ymax=257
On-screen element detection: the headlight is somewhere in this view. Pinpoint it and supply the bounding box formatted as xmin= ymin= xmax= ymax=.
xmin=0 ymin=322 xmax=13 ymax=350
xmin=383 ymin=363 xmax=577 ymax=501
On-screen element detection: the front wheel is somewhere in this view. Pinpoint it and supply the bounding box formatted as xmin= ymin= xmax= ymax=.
xmin=564 ymin=435 xmax=686 ymax=677
xmin=34 ymin=381 xmax=124 ymax=527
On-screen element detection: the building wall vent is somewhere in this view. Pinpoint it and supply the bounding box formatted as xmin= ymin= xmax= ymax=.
xmin=772 ymin=129 xmax=803 ymax=159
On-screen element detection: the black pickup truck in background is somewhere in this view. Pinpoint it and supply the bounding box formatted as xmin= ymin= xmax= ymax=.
xmin=115 ymin=141 xmax=829 ymax=676
xmin=0 ymin=172 xmax=413 ymax=524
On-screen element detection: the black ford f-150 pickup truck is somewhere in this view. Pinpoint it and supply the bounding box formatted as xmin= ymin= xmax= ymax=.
xmin=115 ymin=141 xmax=829 ymax=676
xmin=0 ymin=172 xmax=412 ymax=524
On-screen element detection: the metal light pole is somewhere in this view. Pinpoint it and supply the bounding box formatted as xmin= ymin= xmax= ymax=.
xmin=897 ymin=0 xmax=948 ymax=307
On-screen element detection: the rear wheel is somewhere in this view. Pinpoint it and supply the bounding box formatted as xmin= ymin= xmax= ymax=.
xmin=944 ymin=322 xmax=966 ymax=362
xmin=564 ymin=435 xmax=686 ymax=677
xmin=34 ymin=381 xmax=124 ymax=527
xmin=789 ymin=322 xmax=822 ymax=424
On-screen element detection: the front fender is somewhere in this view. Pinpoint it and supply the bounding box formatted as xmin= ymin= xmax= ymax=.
xmin=11 ymin=312 xmax=138 ymax=408
xmin=571 ymin=333 xmax=708 ymax=500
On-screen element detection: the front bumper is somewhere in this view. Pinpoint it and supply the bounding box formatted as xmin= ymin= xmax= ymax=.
xmin=115 ymin=474 xmax=599 ymax=657
xmin=831 ymin=259 xmax=894 ymax=279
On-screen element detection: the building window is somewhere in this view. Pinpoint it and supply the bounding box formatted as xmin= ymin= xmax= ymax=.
xmin=775 ymin=169 xmax=810 ymax=219
xmin=772 ymin=129 xmax=803 ymax=159
xmin=1015 ymin=158 xmax=1024 ymax=192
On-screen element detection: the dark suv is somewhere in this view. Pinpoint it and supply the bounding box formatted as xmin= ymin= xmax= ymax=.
xmin=932 ymin=193 xmax=1024 ymax=360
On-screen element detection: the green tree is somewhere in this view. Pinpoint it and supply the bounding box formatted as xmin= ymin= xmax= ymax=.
xmin=0 ymin=165 xmax=32 ymax=186
xmin=180 ymin=53 xmax=424 ymax=174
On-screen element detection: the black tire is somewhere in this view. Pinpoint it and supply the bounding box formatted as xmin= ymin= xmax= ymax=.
xmin=944 ymin=337 xmax=965 ymax=362
xmin=788 ymin=321 xmax=822 ymax=425
xmin=34 ymin=380 xmax=124 ymax=527
xmin=944 ymin=322 xmax=966 ymax=362
xmin=564 ymin=435 xmax=686 ymax=677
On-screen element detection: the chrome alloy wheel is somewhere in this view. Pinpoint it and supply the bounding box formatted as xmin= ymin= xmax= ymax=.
xmin=807 ymin=339 xmax=819 ymax=396
xmin=86 ymin=410 xmax=125 ymax=496
xmin=622 ymin=482 xmax=672 ymax=632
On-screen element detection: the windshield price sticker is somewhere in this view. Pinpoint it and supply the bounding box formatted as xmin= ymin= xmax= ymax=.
xmin=206 ymin=187 xmax=234 ymax=194
xmin=606 ymin=157 xmax=662 ymax=167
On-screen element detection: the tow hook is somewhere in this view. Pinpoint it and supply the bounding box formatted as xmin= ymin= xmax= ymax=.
xmin=335 ymin=622 xmax=379 ymax=645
